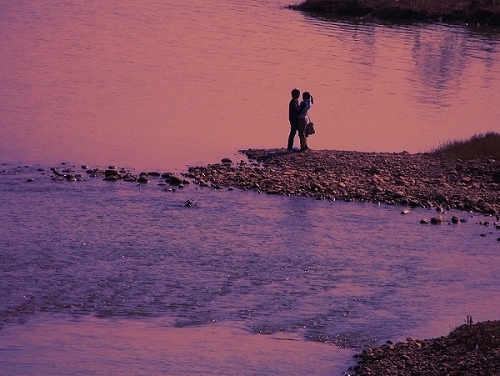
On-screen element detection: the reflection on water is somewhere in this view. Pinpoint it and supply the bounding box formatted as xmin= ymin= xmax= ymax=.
xmin=411 ymin=27 xmax=467 ymax=99
xmin=0 ymin=1 xmax=499 ymax=170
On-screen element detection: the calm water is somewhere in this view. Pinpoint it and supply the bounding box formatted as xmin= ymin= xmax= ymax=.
xmin=0 ymin=0 xmax=499 ymax=171
xmin=1 ymin=1 xmax=500 ymax=375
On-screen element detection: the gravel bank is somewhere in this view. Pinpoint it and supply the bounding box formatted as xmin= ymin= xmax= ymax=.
xmin=187 ymin=149 xmax=500 ymax=216
xmin=350 ymin=320 xmax=500 ymax=376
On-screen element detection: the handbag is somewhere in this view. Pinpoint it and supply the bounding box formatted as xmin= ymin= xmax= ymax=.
xmin=305 ymin=121 xmax=315 ymax=136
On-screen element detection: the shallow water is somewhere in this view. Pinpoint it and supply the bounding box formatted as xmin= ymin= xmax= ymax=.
xmin=0 ymin=317 xmax=351 ymax=376
xmin=1 ymin=165 xmax=500 ymax=374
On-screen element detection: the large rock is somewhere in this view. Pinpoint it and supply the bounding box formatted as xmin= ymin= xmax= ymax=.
xmin=138 ymin=175 xmax=149 ymax=184
xmin=168 ymin=175 xmax=183 ymax=186
xmin=104 ymin=169 xmax=118 ymax=177
xmin=430 ymin=215 xmax=444 ymax=224
xmin=478 ymin=201 xmax=496 ymax=215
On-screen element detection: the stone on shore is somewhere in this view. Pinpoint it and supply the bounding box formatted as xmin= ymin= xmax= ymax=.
xmin=430 ymin=215 xmax=445 ymax=224
xmin=187 ymin=149 xmax=500 ymax=215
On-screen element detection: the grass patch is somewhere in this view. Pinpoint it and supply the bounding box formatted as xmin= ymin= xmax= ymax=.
xmin=430 ymin=132 xmax=500 ymax=160
xmin=449 ymin=319 xmax=500 ymax=351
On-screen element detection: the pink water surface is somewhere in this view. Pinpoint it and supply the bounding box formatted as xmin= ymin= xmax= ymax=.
xmin=0 ymin=1 xmax=499 ymax=171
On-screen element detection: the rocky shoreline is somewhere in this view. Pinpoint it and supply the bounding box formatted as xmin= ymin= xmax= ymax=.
xmin=15 ymin=148 xmax=500 ymax=224
xmin=350 ymin=319 xmax=500 ymax=375
xmin=186 ymin=149 xmax=500 ymax=218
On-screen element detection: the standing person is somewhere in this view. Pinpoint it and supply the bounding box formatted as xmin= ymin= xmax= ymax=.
xmin=287 ymin=88 xmax=301 ymax=151
xmin=297 ymin=91 xmax=313 ymax=151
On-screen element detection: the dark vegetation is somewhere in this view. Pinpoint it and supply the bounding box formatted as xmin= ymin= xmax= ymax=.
xmin=290 ymin=0 xmax=500 ymax=26
xmin=430 ymin=132 xmax=500 ymax=160
xmin=450 ymin=319 xmax=500 ymax=352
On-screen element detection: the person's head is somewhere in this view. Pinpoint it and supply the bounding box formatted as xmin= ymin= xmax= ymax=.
xmin=291 ymin=88 xmax=300 ymax=99
xmin=303 ymin=91 xmax=313 ymax=104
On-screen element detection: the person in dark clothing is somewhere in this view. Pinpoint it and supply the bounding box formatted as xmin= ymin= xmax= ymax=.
xmin=287 ymin=88 xmax=303 ymax=151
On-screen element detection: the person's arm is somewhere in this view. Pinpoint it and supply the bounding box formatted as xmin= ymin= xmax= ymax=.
xmin=296 ymin=101 xmax=306 ymax=115
xmin=289 ymin=101 xmax=297 ymax=119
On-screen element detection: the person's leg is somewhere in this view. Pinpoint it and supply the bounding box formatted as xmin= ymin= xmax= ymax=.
xmin=287 ymin=123 xmax=297 ymax=150
xmin=298 ymin=120 xmax=307 ymax=150
xmin=299 ymin=134 xmax=307 ymax=150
